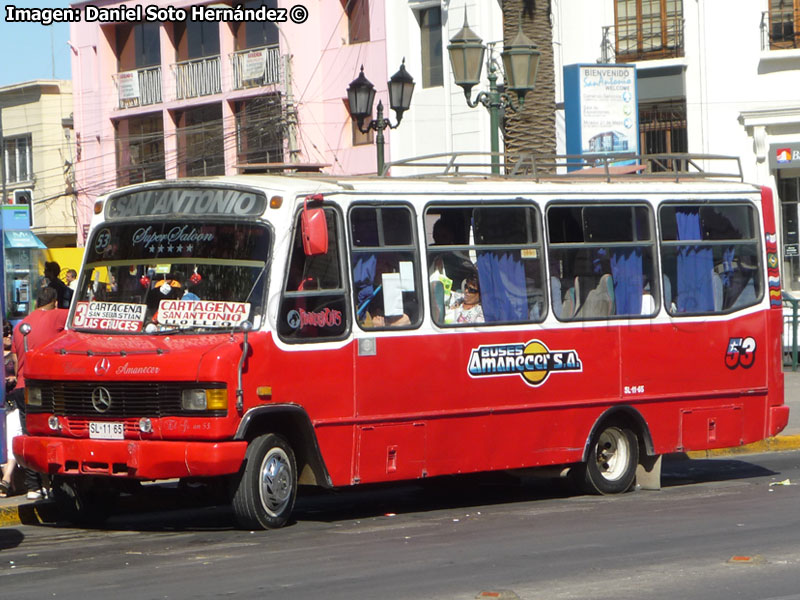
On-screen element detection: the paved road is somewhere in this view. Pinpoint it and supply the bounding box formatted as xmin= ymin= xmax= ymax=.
xmin=1 ymin=451 xmax=799 ymax=600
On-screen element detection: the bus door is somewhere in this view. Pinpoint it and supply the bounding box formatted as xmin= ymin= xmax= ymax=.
xmin=348 ymin=204 xmax=430 ymax=484
xmin=276 ymin=204 xmax=356 ymax=486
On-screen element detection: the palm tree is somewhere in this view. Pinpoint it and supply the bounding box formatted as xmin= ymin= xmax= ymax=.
xmin=502 ymin=0 xmax=556 ymax=169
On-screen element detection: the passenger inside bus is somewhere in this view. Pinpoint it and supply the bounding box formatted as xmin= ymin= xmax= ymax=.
xmin=449 ymin=273 xmax=484 ymax=324
xmin=430 ymin=218 xmax=475 ymax=291
xmin=356 ymin=254 xmax=417 ymax=328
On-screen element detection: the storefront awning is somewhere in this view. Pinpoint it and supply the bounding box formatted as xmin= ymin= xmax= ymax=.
xmin=4 ymin=230 xmax=47 ymax=249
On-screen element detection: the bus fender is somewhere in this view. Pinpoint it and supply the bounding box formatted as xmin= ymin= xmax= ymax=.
xmin=581 ymin=405 xmax=661 ymax=490
xmin=235 ymin=404 xmax=332 ymax=488
xmin=581 ymin=406 xmax=655 ymax=462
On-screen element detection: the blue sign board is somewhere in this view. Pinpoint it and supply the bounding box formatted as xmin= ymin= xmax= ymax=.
xmin=564 ymin=64 xmax=639 ymax=170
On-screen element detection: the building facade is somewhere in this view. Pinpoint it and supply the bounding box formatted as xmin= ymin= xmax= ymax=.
xmin=384 ymin=1 xmax=504 ymax=167
xmin=68 ymin=0 xmax=506 ymax=244
xmin=552 ymin=0 xmax=800 ymax=292
xmin=0 ymin=80 xmax=76 ymax=247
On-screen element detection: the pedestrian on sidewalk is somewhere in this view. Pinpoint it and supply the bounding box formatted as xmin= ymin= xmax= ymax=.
xmin=1 ymin=321 xmax=19 ymax=497
xmin=65 ymin=268 xmax=78 ymax=292
xmin=11 ymin=286 xmax=68 ymax=500
xmin=43 ymin=261 xmax=73 ymax=309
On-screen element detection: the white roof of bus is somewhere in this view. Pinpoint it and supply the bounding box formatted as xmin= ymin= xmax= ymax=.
xmin=98 ymin=171 xmax=763 ymax=205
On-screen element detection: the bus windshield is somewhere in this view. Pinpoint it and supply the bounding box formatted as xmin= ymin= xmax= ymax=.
xmin=72 ymin=221 xmax=271 ymax=334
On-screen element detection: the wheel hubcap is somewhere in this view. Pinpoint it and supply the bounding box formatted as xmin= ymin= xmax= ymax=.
xmin=595 ymin=428 xmax=629 ymax=481
xmin=260 ymin=448 xmax=292 ymax=516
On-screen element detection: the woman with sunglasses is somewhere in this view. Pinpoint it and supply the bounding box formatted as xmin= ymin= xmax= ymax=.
xmin=452 ymin=274 xmax=484 ymax=324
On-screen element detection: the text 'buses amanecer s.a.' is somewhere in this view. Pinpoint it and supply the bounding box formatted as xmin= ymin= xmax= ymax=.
xmin=13 ymin=153 xmax=789 ymax=528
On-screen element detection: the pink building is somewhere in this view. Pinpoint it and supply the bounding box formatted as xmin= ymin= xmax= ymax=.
xmin=69 ymin=0 xmax=387 ymax=244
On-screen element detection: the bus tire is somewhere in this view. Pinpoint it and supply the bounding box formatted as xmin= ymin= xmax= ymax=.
xmin=573 ymin=425 xmax=638 ymax=495
xmin=232 ymin=433 xmax=297 ymax=530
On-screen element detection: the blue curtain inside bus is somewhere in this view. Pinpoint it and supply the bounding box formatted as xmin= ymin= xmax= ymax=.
xmin=610 ymin=248 xmax=643 ymax=315
xmin=476 ymin=251 xmax=527 ymax=322
xmin=676 ymin=208 xmax=714 ymax=312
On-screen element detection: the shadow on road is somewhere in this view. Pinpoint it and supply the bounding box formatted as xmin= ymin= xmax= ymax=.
xmin=29 ymin=454 xmax=781 ymax=533
xmin=0 ymin=528 xmax=25 ymax=551
xmin=661 ymin=454 xmax=779 ymax=487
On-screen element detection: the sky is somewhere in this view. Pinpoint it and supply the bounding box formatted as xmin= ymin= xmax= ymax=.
xmin=0 ymin=1 xmax=72 ymax=88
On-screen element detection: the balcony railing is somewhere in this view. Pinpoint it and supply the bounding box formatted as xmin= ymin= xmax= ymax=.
xmin=114 ymin=66 xmax=162 ymax=109
xmin=174 ymin=56 xmax=222 ymax=100
xmin=600 ymin=19 xmax=684 ymax=63
xmin=761 ymin=10 xmax=800 ymax=50
xmin=231 ymin=45 xmax=282 ymax=90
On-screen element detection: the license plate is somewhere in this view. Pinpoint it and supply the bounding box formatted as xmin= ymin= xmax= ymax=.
xmin=89 ymin=422 xmax=124 ymax=440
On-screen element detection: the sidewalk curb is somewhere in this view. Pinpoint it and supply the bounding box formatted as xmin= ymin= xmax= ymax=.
xmin=684 ymin=434 xmax=800 ymax=458
xmin=0 ymin=499 xmax=57 ymax=528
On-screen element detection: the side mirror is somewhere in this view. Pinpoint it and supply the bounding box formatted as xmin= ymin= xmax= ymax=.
xmin=301 ymin=194 xmax=328 ymax=256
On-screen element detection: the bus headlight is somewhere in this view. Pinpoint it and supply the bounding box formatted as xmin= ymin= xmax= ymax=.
xmin=26 ymin=386 xmax=42 ymax=407
xmin=181 ymin=388 xmax=227 ymax=411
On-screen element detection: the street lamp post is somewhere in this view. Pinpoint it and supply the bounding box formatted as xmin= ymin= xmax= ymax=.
xmin=447 ymin=12 xmax=541 ymax=174
xmin=346 ymin=61 xmax=415 ymax=175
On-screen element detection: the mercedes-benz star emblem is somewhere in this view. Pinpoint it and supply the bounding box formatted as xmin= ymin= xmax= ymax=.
xmin=94 ymin=357 xmax=111 ymax=376
xmin=91 ymin=387 xmax=112 ymax=413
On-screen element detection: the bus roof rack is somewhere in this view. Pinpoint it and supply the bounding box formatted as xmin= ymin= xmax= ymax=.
xmin=236 ymin=162 xmax=331 ymax=174
xmin=382 ymin=152 xmax=744 ymax=183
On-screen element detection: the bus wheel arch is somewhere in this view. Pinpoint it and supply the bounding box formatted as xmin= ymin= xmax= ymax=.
xmin=572 ymin=407 xmax=654 ymax=495
xmin=235 ymin=405 xmax=331 ymax=489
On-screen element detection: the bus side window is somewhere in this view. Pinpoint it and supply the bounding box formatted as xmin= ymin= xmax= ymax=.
xmin=547 ymin=204 xmax=657 ymax=321
xmin=425 ymin=205 xmax=545 ymax=326
xmin=349 ymin=205 xmax=421 ymax=330
xmin=659 ymin=204 xmax=763 ymax=315
xmin=278 ymin=207 xmax=349 ymax=342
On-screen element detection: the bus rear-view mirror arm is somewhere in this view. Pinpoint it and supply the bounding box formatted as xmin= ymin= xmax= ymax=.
xmin=236 ymin=320 xmax=253 ymax=414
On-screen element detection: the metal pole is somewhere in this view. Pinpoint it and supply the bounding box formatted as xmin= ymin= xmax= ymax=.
xmin=487 ymin=62 xmax=500 ymax=175
xmin=375 ymin=99 xmax=386 ymax=175
xmin=283 ymin=54 xmax=299 ymax=163
xmin=0 ymin=106 xmax=6 ymax=207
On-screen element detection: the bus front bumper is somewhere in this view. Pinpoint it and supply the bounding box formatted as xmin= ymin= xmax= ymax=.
xmin=13 ymin=435 xmax=248 ymax=480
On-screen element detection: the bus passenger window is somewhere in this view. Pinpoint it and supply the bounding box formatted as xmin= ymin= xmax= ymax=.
xmin=547 ymin=205 xmax=657 ymax=321
xmin=425 ymin=205 xmax=545 ymax=326
xmin=660 ymin=204 xmax=762 ymax=315
xmin=350 ymin=205 xmax=421 ymax=330
xmin=278 ymin=207 xmax=349 ymax=342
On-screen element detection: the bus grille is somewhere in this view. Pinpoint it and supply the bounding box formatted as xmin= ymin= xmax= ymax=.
xmin=30 ymin=381 xmax=185 ymax=418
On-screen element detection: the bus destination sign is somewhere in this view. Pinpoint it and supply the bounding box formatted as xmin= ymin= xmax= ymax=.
xmin=106 ymin=188 xmax=266 ymax=219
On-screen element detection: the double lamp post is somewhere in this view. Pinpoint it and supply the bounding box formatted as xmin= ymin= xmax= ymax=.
xmin=346 ymin=12 xmax=541 ymax=176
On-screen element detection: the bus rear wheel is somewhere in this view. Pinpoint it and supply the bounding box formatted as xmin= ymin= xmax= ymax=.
xmin=232 ymin=433 xmax=297 ymax=530
xmin=573 ymin=425 xmax=638 ymax=495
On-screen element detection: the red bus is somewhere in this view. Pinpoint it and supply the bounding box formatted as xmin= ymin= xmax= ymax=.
xmin=14 ymin=154 xmax=788 ymax=528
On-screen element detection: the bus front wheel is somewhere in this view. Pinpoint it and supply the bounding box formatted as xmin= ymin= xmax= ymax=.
xmin=573 ymin=425 xmax=638 ymax=495
xmin=232 ymin=433 xmax=297 ymax=530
